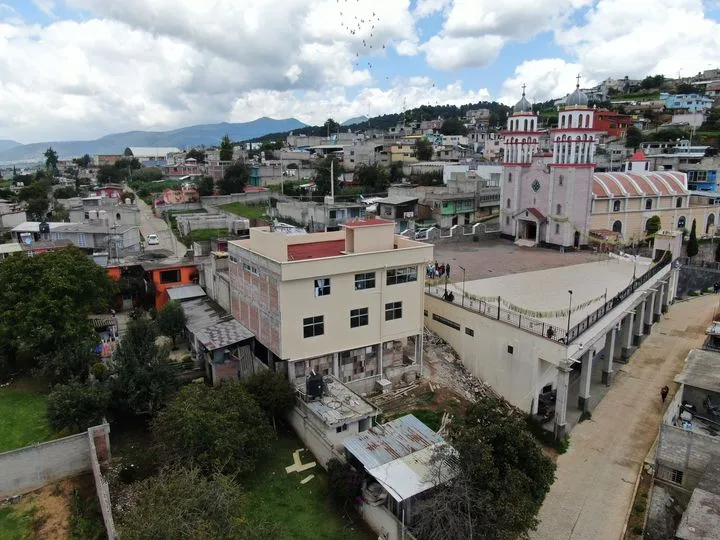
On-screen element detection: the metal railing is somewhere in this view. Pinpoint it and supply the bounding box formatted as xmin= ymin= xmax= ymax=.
xmin=426 ymin=252 xmax=673 ymax=345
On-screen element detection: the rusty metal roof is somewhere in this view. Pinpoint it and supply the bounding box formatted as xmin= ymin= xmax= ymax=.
xmin=343 ymin=414 xmax=443 ymax=470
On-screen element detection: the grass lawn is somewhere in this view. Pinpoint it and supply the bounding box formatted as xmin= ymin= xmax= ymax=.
xmin=188 ymin=227 xmax=229 ymax=243
xmin=0 ymin=506 xmax=35 ymax=540
xmin=0 ymin=387 xmax=54 ymax=453
xmin=219 ymin=202 xmax=269 ymax=220
xmin=244 ymin=430 xmax=372 ymax=540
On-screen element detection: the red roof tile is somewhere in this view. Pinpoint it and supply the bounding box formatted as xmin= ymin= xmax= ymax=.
xmin=287 ymin=240 xmax=346 ymax=261
xmin=630 ymin=150 xmax=647 ymax=161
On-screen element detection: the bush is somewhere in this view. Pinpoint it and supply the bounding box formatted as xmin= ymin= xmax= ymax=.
xmin=579 ymin=410 xmax=592 ymax=423
xmin=47 ymin=382 xmax=110 ymax=432
xmin=526 ymin=415 xmax=570 ymax=454
xmin=633 ymin=502 xmax=646 ymax=514
xmin=327 ymin=459 xmax=363 ymax=512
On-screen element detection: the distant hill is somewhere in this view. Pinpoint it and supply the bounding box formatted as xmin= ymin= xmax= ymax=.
xmin=0 ymin=140 xmax=21 ymax=152
xmin=341 ymin=116 xmax=369 ymax=126
xmin=0 ymin=117 xmax=307 ymax=163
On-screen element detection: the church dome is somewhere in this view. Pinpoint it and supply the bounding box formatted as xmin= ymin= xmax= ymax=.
xmin=513 ymin=86 xmax=532 ymax=113
xmin=566 ymin=84 xmax=588 ymax=107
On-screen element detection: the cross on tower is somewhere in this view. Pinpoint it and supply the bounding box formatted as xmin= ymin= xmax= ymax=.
xmin=521 ymin=83 xmax=526 ymax=96
xmin=576 ymin=74 xmax=581 ymax=89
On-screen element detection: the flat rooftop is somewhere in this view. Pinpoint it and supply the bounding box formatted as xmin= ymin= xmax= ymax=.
xmin=454 ymin=255 xmax=654 ymax=328
xmin=675 ymin=348 xmax=720 ymax=393
xmin=301 ymin=376 xmax=376 ymax=427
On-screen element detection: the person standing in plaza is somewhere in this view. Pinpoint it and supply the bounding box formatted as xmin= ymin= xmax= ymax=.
xmin=661 ymin=385 xmax=669 ymax=403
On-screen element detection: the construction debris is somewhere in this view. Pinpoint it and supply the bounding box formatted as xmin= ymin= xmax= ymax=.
xmin=285 ymin=449 xmax=317 ymax=474
xmin=300 ymin=474 xmax=315 ymax=485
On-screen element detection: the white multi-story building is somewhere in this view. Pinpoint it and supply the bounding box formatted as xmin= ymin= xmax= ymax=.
xmin=227 ymin=219 xmax=433 ymax=393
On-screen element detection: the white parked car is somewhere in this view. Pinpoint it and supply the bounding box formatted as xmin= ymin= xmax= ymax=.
xmin=146 ymin=234 xmax=160 ymax=246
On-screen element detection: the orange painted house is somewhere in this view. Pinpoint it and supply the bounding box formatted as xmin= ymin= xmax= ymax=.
xmin=141 ymin=260 xmax=199 ymax=309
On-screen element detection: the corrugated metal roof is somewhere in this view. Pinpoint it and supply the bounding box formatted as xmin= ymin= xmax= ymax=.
xmin=167 ymin=284 xmax=207 ymax=301
xmin=343 ymin=414 xmax=443 ymax=470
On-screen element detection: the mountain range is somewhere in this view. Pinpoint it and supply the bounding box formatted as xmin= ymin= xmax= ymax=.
xmin=341 ymin=116 xmax=369 ymax=126
xmin=0 ymin=117 xmax=307 ymax=163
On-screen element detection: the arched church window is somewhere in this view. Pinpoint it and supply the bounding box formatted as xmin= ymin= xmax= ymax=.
xmin=524 ymin=119 xmax=528 ymax=131
xmin=556 ymin=204 xmax=562 ymax=215
xmin=508 ymin=173 xmax=512 ymax=183
xmin=506 ymin=198 xmax=511 ymax=209
xmin=612 ymin=220 xmax=622 ymax=233
xmin=677 ymin=216 xmax=686 ymax=229
xmin=561 ymin=115 xmax=565 ymax=128
xmin=613 ymin=200 xmax=621 ymax=212
xmin=645 ymin=199 xmax=652 ymax=210
xmin=676 ymin=197 xmax=683 ymax=208
xmin=585 ymin=114 xmax=590 ymax=128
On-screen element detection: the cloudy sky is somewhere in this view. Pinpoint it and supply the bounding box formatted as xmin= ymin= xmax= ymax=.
xmin=1 ymin=0 xmax=720 ymax=142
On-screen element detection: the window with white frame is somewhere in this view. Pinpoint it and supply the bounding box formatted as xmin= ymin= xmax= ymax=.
xmin=303 ymin=316 xmax=324 ymax=338
xmin=242 ymin=262 xmax=259 ymax=275
xmin=314 ymin=278 xmax=331 ymax=297
xmin=350 ymin=308 xmax=369 ymax=328
xmin=354 ymin=272 xmax=375 ymax=290
xmin=387 ymin=267 xmax=417 ymax=285
xmin=385 ymin=301 xmax=402 ymax=321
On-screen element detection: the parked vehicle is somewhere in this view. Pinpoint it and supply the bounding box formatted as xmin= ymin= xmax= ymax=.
xmin=146 ymin=234 xmax=160 ymax=246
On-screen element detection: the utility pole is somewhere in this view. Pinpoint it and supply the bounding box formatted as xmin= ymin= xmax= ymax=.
xmin=330 ymin=159 xmax=334 ymax=202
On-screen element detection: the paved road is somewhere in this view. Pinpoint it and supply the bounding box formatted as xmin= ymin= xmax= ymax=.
xmin=531 ymin=294 xmax=718 ymax=540
xmin=133 ymin=195 xmax=187 ymax=257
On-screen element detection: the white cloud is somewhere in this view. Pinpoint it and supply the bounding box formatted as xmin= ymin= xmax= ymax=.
xmin=414 ymin=0 xmax=451 ymax=18
xmin=32 ymin=0 xmax=56 ymax=17
xmin=229 ymin=81 xmax=491 ymax=126
xmin=422 ymin=35 xmax=505 ymax=70
xmin=555 ymin=0 xmax=720 ymax=79
xmin=498 ymin=59 xmax=591 ymax=105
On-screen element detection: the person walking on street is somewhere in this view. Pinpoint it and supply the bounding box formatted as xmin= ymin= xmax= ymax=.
xmin=445 ymin=263 xmax=450 ymax=279
xmin=661 ymin=385 xmax=669 ymax=403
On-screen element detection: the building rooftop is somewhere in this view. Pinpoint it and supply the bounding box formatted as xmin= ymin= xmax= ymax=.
xmin=456 ymin=255 xmax=654 ymax=329
xmin=182 ymin=297 xmax=234 ymax=336
xmin=194 ymin=319 xmax=254 ymax=351
xmin=302 ymin=376 xmax=376 ymax=427
xmin=675 ymin=348 xmax=720 ymax=393
xmin=166 ymin=284 xmax=207 ymax=301
xmin=676 ymin=488 xmax=720 ymax=539
xmin=342 ymin=218 xmax=396 ymax=228
xmin=0 ymin=242 xmax=23 ymax=254
xmin=344 ymin=414 xmax=454 ymax=502
xmin=287 ymin=239 xmax=346 ymax=261
xmin=424 ymin=192 xmax=476 ymax=201
xmin=139 ymin=256 xmax=199 ymax=271
xmin=376 ymin=196 xmax=419 ymax=206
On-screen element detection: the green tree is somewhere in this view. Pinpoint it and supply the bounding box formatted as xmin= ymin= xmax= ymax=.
xmin=242 ymin=370 xmax=295 ymax=426
xmin=326 ymin=459 xmax=363 ymax=512
xmin=219 ymin=134 xmax=233 ymax=162
xmin=355 ymin=163 xmax=389 ymax=193
xmin=47 ymin=381 xmax=110 ymax=432
xmin=72 ymin=154 xmax=92 ymax=168
xmin=0 ymin=247 xmax=116 ymax=378
xmin=97 ymin=165 xmax=125 ymax=185
xmin=414 ymin=398 xmax=555 ymax=540
xmin=152 ymin=381 xmax=273 ymax=475
xmin=156 ymin=300 xmax=186 ymax=347
xmin=115 ymin=157 xmax=142 ymax=170
xmin=44 ymin=147 xmax=59 ymax=173
xmin=640 ymin=74 xmax=665 ymax=90
xmin=389 ymin=161 xmax=404 ymax=184
xmin=217 ymin=161 xmax=249 ymax=195
xmin=324 ymin=118 xmax=340 ymax=135
xmin=26 ymin=197 xmax=50 ymax=220
xmin=111 ymin=316 xmax=178 ymax=416
xmin=415 ymin=138 xmax=434 ymax=161
xmin=197 ymin=176 xmax=215 ymax=197
xmin=117 ymin=467 xmax=271 ymax=540
xmin=625 ymin=126 xmax=643 ymax=149
xmin=314 ymin=156 xmax=343 ymax=197
xmin=42 ymin=335 xmax=99 ymax=384
xmin=440 ymin=117 xmax=468 ymax=136
xmin=18 ymin=180 xmax=49 ymax=202
xmin=675 ymin=82 xmax=700 ymax=94
xmin=186 ymin=148 xmax=206 ymax=163
xmin=687 ymin=218 xmax=699 ymax=258
xmin=54 ymin=186 xmax=78 ymax=199
xmin=645 ymin=215 xmax=661 ymax=236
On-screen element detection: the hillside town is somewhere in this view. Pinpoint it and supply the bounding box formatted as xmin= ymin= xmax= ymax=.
xmin=3 ymin=32 xmax=720 ymax=540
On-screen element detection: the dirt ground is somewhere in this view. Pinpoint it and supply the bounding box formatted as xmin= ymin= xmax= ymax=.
xmin=12 ymin=478 xmax=75 ymax=539
xmin=433 ymin=239 xmax=605 ymax=281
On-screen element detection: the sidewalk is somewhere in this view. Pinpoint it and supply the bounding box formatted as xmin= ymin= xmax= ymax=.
xmin=530 ymin=295 xmax=717 ymax=540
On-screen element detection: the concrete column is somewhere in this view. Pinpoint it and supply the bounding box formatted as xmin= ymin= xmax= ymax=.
xmin=554 ymin=363 xmax=571 ymax=439
xmin=578 ymin=351 xmax=593 ymax=411
xmin=415 ymin=332 xmax=424 ymax=377
xmin=622 ymin=311 xmax=635 ymax=360
xmin=378 ymin=341 xmax=384 ymax=378
xmin=654 ymin=285 xmax=664 ymax=321
xmin=644 ymin=291 xmax=656 ymax=334
xmin=634 ymin=300 xmax=646 ymax=345
xmin=661 ymin=280 xmax=670 ymax=312
xmin=332 ymin=353 xmax=339 ymax=378
xmin=602 ymin=327 xmax=616 ymax=385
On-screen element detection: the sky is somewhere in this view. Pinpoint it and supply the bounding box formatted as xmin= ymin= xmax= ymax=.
xmin=0 ymin=0 xmax=719 ymax=143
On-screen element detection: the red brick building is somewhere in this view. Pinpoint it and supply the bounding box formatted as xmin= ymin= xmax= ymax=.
xmin=593 ymin=109 xmax=633 ymax=139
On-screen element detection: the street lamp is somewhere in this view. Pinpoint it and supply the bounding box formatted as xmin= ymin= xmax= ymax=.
xmin=566 ymin=290 xmax=573 ymax=343
xmin=459 ymin=265 xmax=466 ymax=307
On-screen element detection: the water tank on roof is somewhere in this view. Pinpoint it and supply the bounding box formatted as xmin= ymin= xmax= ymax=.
xmin=306 ymin=371 xmax=323 ymax=401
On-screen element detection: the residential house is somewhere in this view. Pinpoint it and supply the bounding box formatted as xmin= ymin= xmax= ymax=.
xmin=139 ymin=257 xmax=200 ymax=309
xmin=93 ymin=155 xmax=124 ymax=167
xmin=0 ymin=242 xmax=22 ymax=260
xmin=0 ymin=199 xmax=27 ymax=231
xmin=660 ymin=93 xmax=714 ymax=113
xmin=289 ymin=374 xmax=377 ymax=467
xmin=593 ymin=109 xmax=633 ymax=139
xmin=344 ymin=414 xmax=456 ymax=540
xmin=274 ymin=200 xmax=366 ymax=232
xmin=343 ymin=142 xmax=387 ymax=171
xmin=465 ymin=108 xmax=491 ymax=124
xmin=12 ymin=221 xmax=141 ymax=254
xmin=423 ymin=192 xmax=476 ymax=228
xmin=375 ymin=196 xmax=419 ymax=232
xmin=227 ymin=219 xmax=433 ymax=394
xmin=68 ymin=196 xmax=142 ymax=227
xmin=123 ymin=147 xmax=182 ymax=166
xmin=94 ymin=184 xmax=124 ymax=199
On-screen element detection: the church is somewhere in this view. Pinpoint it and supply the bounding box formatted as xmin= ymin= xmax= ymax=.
xmin=500 ymin=81 xmax=720 ymax=248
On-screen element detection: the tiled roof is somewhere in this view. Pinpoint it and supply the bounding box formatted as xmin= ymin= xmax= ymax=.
xmin=593 ymin=171 xmax=688 ymax=198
